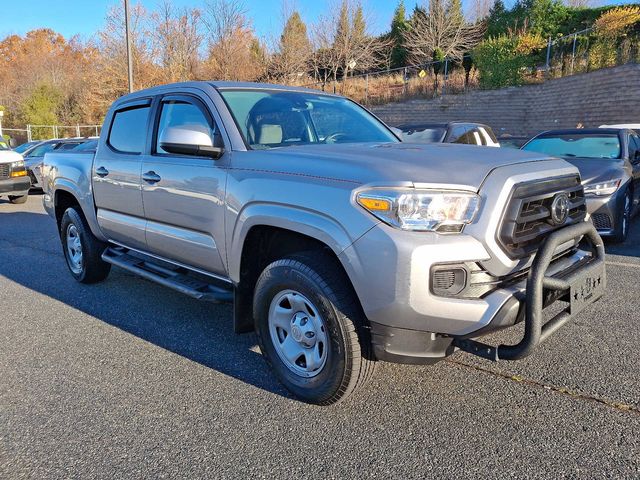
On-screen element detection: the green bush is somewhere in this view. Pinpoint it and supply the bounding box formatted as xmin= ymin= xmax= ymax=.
xmin=473 ymin=35 xmax=545 ymax=89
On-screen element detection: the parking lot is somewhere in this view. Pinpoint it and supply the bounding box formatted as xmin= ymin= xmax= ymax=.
xmin=1 ymin=194 xmax=639 ymax=478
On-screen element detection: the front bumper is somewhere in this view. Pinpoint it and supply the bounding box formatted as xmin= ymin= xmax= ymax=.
xmin=585 ymin=192 xmax=622 ymax=236
xmin=343 ymin=222 xmax=605 ymax=364
xmin=0 ymin=177 xmax=31 ymax=197
xmin=26 ymin=164 xmax=43 ymax=189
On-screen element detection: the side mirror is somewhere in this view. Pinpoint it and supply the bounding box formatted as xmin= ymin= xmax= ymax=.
xmin=159 ymin=126 xmax=224 ymax=159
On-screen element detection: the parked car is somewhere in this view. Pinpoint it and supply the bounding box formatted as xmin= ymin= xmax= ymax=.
xmin=522 ymin=128 xmax=640 ymax=242
xmin=0 ymin=142 xmax=29 ymax=204
xmin=600 ymin=124 xmax=640 ymax=132
xmin=499 ymin=135 xmax=530 ymax=149
xmin=14 ymin=140 xmax=43 ymax=154
xmin=397 ymin=122 xmax=500 ymax=147
xmin=42 ymin=82 xmax=606 ymax=404
xmin=22 ymin=138 xmax=89 ymax=189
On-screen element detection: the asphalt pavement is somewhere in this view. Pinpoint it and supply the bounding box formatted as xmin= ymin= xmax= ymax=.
xmin=1 ymin=194 xmax=639 ymax=479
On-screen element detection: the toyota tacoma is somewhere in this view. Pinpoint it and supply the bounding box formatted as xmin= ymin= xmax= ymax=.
xmin=42 ymin=82 xmax=606 ymax=404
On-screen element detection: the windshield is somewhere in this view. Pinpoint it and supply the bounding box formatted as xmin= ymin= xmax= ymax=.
xmin=0 ymin=140 xmax=9 ymax=150
xmin=400 ymin=126 xmax=446 ymax=144
xmin=14 ymin=141 xmax=38 ymax=154
xmin=219 ymin=89 xmax=398 ymax=149
xmin=523 ymin=134 xmax=621 ymax=159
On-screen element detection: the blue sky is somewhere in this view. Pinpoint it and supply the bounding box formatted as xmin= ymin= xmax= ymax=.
xmin=1 ymin=0 xmax=629 ymax=43
xmin=1 ymin=0 xmax=397 ymax=42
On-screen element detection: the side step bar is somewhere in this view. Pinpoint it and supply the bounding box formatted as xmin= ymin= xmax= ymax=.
xmin=102 ymin=247 xmax=233 ymax=303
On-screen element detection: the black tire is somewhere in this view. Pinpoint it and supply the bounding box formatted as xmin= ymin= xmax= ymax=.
xmin=253 ymin=252 xmax=376 ymax=405
xmin=60 ymin=207 xmax=111 ymax=283
xmin=611 ymin=190 xmax=631 ymax=244
xmin=8 ymin=195 xmax=28 ymax=204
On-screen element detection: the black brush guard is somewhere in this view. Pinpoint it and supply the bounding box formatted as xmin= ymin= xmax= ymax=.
xmin=454 ymin=222 xmax=606 ymax=361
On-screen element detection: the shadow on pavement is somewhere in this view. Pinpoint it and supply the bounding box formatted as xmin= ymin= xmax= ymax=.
xmin=0 ymin=210 xmax=290 ymax=400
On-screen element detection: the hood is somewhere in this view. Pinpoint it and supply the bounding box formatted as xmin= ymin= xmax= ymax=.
xmin=254 ymin=142 xmax=560 ymax=190
xmin=0 ymin=150 xmax=24 ymax=164
xmin=561 ymin=157 xmax=627 ymax=185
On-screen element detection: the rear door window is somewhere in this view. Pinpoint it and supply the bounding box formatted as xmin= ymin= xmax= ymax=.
xmin=108 ymin=105 xmax=151 ymax=154
xmin=448 ymin=125 xmax=469 ymax=144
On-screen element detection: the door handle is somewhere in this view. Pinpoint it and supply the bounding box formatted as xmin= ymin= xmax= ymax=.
xmin=95 ymin=166 xmax=109 ymax=177
xmin=142 ymin=171 xmax=161 ymax=184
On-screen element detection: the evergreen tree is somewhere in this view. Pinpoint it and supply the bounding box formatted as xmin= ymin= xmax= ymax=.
xmin=448 ymin=0 xmax=464 ymax=24
xmin=353 ymin=5 xmax=366 ymax=41
xmin=390 ymin=0 xmax=409 ymax=68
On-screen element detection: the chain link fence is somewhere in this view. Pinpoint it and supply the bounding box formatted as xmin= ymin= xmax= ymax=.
xmin=2 ymin=124 xmax=102 ymax=144
xmin=304 ymin=21 xmax=638 ymax=106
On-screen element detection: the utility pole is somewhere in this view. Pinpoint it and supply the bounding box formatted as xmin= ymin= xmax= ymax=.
xmin=124 ymin=0 xmax=134 ymax=93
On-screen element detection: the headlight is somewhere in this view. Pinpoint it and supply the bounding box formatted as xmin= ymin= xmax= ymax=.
xmin=9 ymin=160 xmax=27 ymax=177
xmin=583 ymin=179 xmax=621 ymax=196
xmin=356 ymin=189 xmax=480 ymax=232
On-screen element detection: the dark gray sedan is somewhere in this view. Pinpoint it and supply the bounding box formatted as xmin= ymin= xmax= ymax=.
xmin=522 ymin=128 xmax=640 ymax=242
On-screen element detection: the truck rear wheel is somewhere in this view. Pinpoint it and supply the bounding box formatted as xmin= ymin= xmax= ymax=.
xmin=60 ymin=207 xmax=111 ymax=284
xmin=253 ymin=252 xmax=376 ymax=405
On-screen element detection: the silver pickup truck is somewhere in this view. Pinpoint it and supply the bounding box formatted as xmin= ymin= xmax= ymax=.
xmin=42 ymin=82 xmax=606 ymax=404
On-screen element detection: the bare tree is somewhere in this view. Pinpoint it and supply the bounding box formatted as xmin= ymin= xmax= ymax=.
xmin=202 ymin=0 xmax=265 ymax=81
xmin=404 ymin=0 xmax=485 ymax=63
xmin=96 ymin=4 xmax=159 ymax=108
xmin=469 ymin=0 xmax=493 ymax=21
xmin=152 ymin=1 xmax=203 ymax=83
xmin=564 ymin=0 xmax=599 ymax=7
xmin=309 ymin=0 xmax=390 ymax=87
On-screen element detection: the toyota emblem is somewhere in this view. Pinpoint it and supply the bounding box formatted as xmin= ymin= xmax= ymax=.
xmin=551 ymin=193 xmax=570 ymax=225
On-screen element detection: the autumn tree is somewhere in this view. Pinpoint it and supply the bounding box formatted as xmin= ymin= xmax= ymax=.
xmin=202 ymin=0 xmax=265 ymax=81
xmin=152 ymin=1 xmax=203 ymax=83
xmin=95 ymin=3 xmax=159 ymax=111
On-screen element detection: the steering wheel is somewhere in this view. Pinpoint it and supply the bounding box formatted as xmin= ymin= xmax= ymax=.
xmin=324 ymin=132 xmax=347 ymax=144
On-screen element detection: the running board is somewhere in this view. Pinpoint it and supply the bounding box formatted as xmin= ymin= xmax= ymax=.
xmin=102 ymin=247 xmax=233 ymax=303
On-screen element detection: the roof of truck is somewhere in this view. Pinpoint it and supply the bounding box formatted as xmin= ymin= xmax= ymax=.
xmin=117 ymin=81 xmax=333 ymax=101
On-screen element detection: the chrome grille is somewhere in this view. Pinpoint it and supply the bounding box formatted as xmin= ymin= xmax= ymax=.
xmin=0 ymin=163 xmax=10 ymax=179
xmin=499 ymin=175 xmax=586 ymax=258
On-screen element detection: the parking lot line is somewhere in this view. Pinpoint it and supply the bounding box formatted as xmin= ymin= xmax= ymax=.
xmin=446 ymin=359 xmax=640 ymax=417
xmin=606 ymin=261 xmax=640 ymax=269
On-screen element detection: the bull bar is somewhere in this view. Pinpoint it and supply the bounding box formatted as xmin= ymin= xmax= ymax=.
xmin=454 ymin=221 xmax=606 ymax=361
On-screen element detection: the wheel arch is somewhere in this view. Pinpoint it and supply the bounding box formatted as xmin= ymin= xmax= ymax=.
xmin=232 ymin=216 xmax=367 ymax=334
xmin=53 ymin=182 xmax=107 ymax=242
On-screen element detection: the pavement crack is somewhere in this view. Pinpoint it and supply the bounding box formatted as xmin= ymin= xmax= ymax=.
xmin=446 ymin=358 xmax=640 ymax=416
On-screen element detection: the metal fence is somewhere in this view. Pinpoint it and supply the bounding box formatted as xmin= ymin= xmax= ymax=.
xmin=3 ymin=124 xmax=102 ymax=143
xmin=303 ymin=19 xmax=639 ymax=106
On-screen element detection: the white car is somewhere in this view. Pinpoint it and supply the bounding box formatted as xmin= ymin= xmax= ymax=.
xmin=600 ymin=124 xmax=640 ymax=131
xmin=0 ymin=145 xmax=30 ymax=204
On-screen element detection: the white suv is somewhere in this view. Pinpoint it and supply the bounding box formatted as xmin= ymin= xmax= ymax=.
xmin=0 ymin=145 xmax=30 ymax=204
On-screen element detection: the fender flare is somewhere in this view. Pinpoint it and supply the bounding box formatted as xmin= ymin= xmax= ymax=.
xmin=53 ymin=179 xmax=108 ymax=242
xmin=228 ymin=202 xmax=360 ymax=283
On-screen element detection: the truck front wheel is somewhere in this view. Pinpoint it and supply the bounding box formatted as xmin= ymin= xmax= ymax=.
xmin=253 ymin=252 xmax=376 ymax=405
xmin=60 ymin=207 xmax=111 ymax=284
